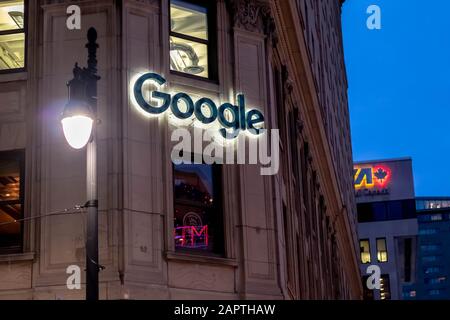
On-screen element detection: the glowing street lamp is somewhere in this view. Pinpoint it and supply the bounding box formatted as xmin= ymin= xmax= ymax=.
xmin=60 ymin=27 xmax=101 ymax=301
xmin=61 ymin=64 xmax=94 ymax=149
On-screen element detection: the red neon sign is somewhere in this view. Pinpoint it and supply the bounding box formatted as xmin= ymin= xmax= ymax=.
xmin=354 ymin=165 xmax=391 ymax=189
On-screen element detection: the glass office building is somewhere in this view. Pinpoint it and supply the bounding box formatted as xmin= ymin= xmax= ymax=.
xmin=403 ymin=198 xmax=450 ymax=300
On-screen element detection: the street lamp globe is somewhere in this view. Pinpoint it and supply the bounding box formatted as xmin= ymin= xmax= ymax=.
xmin=61 ymin=64 xmax=95 ymax=149
xmin=61 ymin=113 xmax=94 ymax=149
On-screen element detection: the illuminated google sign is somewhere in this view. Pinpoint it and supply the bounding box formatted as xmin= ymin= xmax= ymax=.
xmin=132 ymin=72 xmax=265 ymax=139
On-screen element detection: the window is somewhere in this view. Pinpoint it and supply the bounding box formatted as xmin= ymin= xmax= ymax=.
xmin=377 ymin=238 xmax=388 ymax=262
xmin=422 ymin=255 xmax=438 ymax=263
xmin=173 ymin=162 xmax=224 ymax=254
xmin=424 ymin=266 xmax=441 ymax=274
xmin=421 ymin=244 xmax=441 ymax=252
xmin=419 ymin=228 xmax=438 ymax=235
xmin=417 ymin=199 xmax=450 ymax=210
xmin=357 ymin=199 xmax=416 ymax=223
xmin=0 ymin=150 xmax=24 ymax=253
xmin=430 ymin=214 xmax=442 ymax=221
xmin=357 ymin=203 xmax=373 ymax=222
xmin=428 ymin=289 xmax=442 ymax=296
xmin=401 ymin=199 xmax=417 ymax=219
xmin=372 ymin=202 xmax=387 ymax=221
xmin=169 ymin=0 xmax=216 ymax=79
xmin=404 ymin=238 xmax=412 ymax=282
xmin=425 ymin=277 xmax=446 ymax=285
xmin=387 ymin=200 xmax=402 ymax=219
xmin=380 ymin=274 xmax=391 ymax=300
xmin=0 ymin=0 xmax=25 ymax=71
xmin=360 ymin=239 xmax=371 ymax=264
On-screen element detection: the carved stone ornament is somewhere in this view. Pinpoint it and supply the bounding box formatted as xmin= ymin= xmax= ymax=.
xmin=280 ymin=64 xmax=293 ymax=95
xmin=296 ymin=118 xmax=304 ymax=134
xmin=227 ymin=0 xmax=278 ymax=46
xmin=234 ymin=0 xmax=261 ymax=31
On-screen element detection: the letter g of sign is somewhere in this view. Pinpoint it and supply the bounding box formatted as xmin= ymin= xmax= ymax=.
xmin=133 ymin=73 xmax=171 ymax=114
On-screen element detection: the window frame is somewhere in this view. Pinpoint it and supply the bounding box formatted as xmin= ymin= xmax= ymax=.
xmin=168 ymin=0 xmax=218 ymax=82
xmin=0 ymin=149 xmax=25 ymax=254
xmin=359 ymin=238 xmax=371 ymax=264
xmin=376 ymin=237 xmax=388 ymax=263
xmin=0 ymin=0 xmax=27 ymax=74
xmin=172 ymin=159 xmax=225 ymax=256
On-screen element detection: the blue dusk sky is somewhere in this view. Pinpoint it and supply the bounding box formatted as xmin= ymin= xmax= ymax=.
xmin=342 ymin=0 xmax=450 ymax=196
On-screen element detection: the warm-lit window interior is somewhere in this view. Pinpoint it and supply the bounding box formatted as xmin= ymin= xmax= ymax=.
xmin=0 ymin=0 xmax=25 ymax=71
xmin=173 ymin=162 xmax=223 ymax=254
xmin=0 ymin=151 xmax=23 ymax=252
xmin=360 ymin=239 xmax=371 ymax=263
xmin=170 ymin=0 xmax=209 ymax=78
xmin=377 ymin=238 xmax=388 ymax=262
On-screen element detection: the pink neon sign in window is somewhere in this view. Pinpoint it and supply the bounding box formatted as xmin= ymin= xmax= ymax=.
xmin=174 ymin=225 xmax=208 ymax=249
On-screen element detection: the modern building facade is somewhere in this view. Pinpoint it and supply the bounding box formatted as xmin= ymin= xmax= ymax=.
xmin=0 ymin=0 xmax=361 ymax=299
xmin=355 ymin=158 xmax=418 ymax=300
xmin=404 ymin=197 xmax=450 ymax=300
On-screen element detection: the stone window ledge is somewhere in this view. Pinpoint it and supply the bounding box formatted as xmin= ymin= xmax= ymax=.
xmin=0 ymin=252 xmax=35 ymax=263
xmin=165 ymin=251 xmax=238 ymax=267
xmin=0 ymin=71 xmax=27 ymax=83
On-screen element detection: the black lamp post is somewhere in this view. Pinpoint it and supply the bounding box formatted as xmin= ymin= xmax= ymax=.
xmin=61 ymin=27 xmax=101 ymax=301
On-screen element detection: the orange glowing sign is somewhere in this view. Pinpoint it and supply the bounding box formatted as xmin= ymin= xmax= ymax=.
xmin=354 ymin=165 xmax=391 ymax=189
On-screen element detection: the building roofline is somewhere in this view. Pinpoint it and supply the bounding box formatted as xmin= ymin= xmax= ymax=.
xmin=354 ymin=157 xmax=412 ymax=165
xmin=416 ymin=196 xmax=450 ymax=200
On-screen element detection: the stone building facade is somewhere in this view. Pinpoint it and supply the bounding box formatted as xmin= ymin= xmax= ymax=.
xmin=0 ymin=0 xmax=361 ymax=299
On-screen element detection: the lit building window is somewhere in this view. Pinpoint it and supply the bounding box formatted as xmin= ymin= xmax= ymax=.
xmin=360 ymin=239 xmax=371 ymax=264
xmin=425 ymin=276 xmax=446 ymax=284
xmin=430 ymin=214 xmax=442 ymax=221
xmin=377 ymin=238 xmax=388 ymax=262
xmin=419 ymin=228 xmax=438 ymax=235
xmin=421 ymin=244 xmax=441 ymax=251
xmin=0 ymin=0 xmax=25 ymax=71
xmin=424 ymin=266 xmax=441 ymax=274
xmin=428 ymin=289 xmax=441 ymax=296
xmin=170 ymin=0 xmax=214 ymax=79
xmin=0 ymin=150 xmax=24 ymax=253
xmin=380 ymin=274 xmax=391 ymax=300
xmin=173 ymin=162 xmax=223 ymax=254
xmin=422 ymin=255 xmax=438 ymax=263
